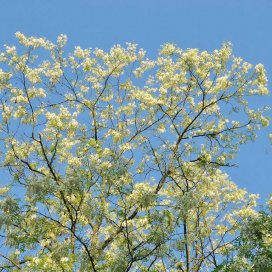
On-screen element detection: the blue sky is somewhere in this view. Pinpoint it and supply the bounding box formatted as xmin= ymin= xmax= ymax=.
xmin=0 ymin=0 xmax=271 ymax=201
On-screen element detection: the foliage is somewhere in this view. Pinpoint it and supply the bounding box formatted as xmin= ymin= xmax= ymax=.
xmin=0 ymin=33 xmax=270 ymax=271
xmin=220 ymin=198 xmax=272 ymax=272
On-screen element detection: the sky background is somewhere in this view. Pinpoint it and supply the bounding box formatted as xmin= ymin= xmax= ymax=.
xmin=0 ymin=0 xmax=271 ymax=202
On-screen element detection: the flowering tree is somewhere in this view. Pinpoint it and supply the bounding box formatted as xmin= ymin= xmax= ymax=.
xmin=0 ymin=33 xmax=269 ymax=271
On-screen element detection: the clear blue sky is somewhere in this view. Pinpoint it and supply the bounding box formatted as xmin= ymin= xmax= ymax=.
xmin=0 ymin=0 xmax=271 ymax=201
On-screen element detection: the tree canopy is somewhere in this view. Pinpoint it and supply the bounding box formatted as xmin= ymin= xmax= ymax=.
xmin=0 ymin=33 xmax=270 ymax=271
xmin=225 ymin=199 xmax=272 ymax=272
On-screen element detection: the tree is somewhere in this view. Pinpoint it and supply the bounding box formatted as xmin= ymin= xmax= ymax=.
xmin=0 ymin=33 xmax=269 ymax=271
xmin=220 ymin=197 xmax=272 ymax=272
